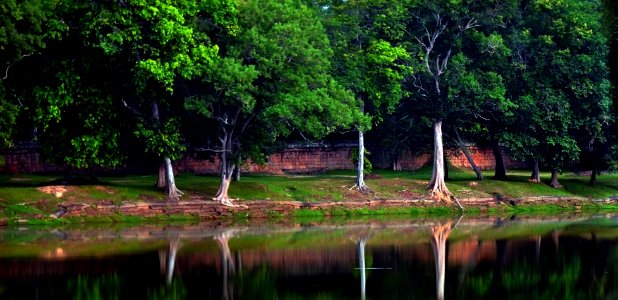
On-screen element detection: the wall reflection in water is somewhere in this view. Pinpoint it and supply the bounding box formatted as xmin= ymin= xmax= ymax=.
xmin=0 ymin=216 xmax=617 ymax=299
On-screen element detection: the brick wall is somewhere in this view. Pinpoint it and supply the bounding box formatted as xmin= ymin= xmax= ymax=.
xmin=0 ymin=142 xmax=58 ymax=174
xmin=447 ymin=146 xmax=528 ymax=170
xmin=1 ymin=142 xmax=527 ymax=174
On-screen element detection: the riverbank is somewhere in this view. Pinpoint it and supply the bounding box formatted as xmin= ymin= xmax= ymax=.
xmin=1 ymin=168 xmax=617 ymax=225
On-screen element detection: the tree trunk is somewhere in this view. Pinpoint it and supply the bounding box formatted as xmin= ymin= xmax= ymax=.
xmin=453 ymin=128 xmax=483 ymax=180
xmin=549 ymin=168 xmax=561 ymax=188
xmin=353 ymin=130 xmax=371 ymax=193
xmin=491 ymin=137 xmax=507 ymax=180
xmin=392 ymin=156 xmax=402 ymax=171
xmin=151 ymin=101 xmax=182 ymax=201
xmin=428 ymin=120 xmax=452 ymax=200
xmin=530 ymin=158 xmax=541 ymax=183
xmin=233 ymin=156 xmax=241 ymax=182
xmin=589 ymin=169 xmax=597 ymax=186
xmin=214 ymin=133 xmax=236 ymax=206
xmin=164 ymin=157 xmax=183 ymax=202
xmin=443 ymin=152 xmax=449 ymax=181
xmin=157 ymin=162 xmax=166 ymax=189
xmin=589 ymin=149 xmax=598 ymax=186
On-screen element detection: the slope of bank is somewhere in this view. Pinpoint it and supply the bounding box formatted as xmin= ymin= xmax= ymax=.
xmin=0 ymin=168 xmax=616 ymax=224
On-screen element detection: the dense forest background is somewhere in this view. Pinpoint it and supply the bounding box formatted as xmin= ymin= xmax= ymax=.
xmin=0 ymin=0 xmax=616 ymax=202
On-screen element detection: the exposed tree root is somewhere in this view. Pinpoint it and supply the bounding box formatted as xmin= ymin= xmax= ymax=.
xmin=213 ymin=195 xmax=248 ymax=208
xmin=167 ymin=186 xmax=184 ymax=203
xmin=350 ymin=183 xmax=373 ymax=194
xmin=428 ymin=186 xmax=464 ymax=211
xmin=451 ymin=196 xmax=465 ymax=211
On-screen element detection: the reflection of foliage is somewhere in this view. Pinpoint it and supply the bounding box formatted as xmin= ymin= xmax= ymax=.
xmin=501 ymin=265 xmax=541 ymax=290
xmin=467 ymin=274 xmax=493 ymax=296
xmin=238 ymin=266 xmax=278 ymax=299
xmin=541 ymin=258 xmax=582 ymax=300
xmin=147 ymin=280 xmax=187 ymax=300
xmin=68 ymin=274 xmax=121 ymax=300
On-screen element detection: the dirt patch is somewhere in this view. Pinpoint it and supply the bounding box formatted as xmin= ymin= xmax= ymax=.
xmin=94 ymin=186 xmax=114 ymax=194
xmin=38 ymin=186 xmax=69 ymax=198
xmin=399 ymin=189 xmax=420 ymax=198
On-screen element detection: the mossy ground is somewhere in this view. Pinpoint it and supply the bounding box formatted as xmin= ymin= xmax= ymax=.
xmin=0 ymin=166 xmax=616 ymax=222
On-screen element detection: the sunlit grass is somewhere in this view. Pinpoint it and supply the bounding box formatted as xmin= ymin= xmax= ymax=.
xmin=0 ymin=167 xmax=616 ymax=220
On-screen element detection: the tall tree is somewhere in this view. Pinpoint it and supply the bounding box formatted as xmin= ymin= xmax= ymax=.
xmin=84 ymin=0 xmax=232 ymax=200
xmin=318 ymin=0 xmax=409 ymax=193
xmin=502 ymin=0 xmax=611 ymax=187
xmin=186 ymin=0 xmax=362 ymax=206
xmin=0 ymin=0 xmax=65 ymax=147
xmin=404 ymin=0 xmax=484 ymax=200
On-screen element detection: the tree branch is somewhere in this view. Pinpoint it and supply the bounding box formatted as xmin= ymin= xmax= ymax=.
xmin=2 ymin=53 xmax=33 ymax=80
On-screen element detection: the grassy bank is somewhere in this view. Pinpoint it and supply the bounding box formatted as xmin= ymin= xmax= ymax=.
xmin=0 ymin=166 xmax=616 ymax=222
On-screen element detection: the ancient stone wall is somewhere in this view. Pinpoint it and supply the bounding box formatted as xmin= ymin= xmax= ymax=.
xmin=446 ymin=146 xmax=529 ymax=170
xmin=0 ymin=142 xmax=58 ymax=174
xmin=1 ymin=142 xmax=527 ymax=174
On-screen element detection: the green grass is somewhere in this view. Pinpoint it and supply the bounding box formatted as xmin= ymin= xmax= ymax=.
xmin=0 ymin=167 xmax=616 ymax=221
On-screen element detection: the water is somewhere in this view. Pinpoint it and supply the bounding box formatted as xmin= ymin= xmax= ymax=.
xmin=1 ymin=215 xmax=618 ymax=299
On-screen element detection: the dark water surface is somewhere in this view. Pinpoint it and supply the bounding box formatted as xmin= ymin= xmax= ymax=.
xmin=2 ymin=215 xmax=618 ymax=299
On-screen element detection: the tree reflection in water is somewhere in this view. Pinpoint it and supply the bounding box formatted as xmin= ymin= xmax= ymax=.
xmin=430 ymin=216 xmax=461 ymax=300
xmin=215 ymin=229 xmax=239 ymax=300
xmin=159 ymin=234 xmax=181 ymax=284
xmin=358 ymin=238 xmax=367 ymax=300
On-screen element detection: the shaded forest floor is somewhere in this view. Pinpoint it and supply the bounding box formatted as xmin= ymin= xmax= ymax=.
xmin=0 ymin=166 xmax=617 ymax=222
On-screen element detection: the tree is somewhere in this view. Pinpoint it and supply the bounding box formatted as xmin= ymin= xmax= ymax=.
xmin=84 ymin=0 xmax=232 ymax=200
xmin=0 ymin=0 xmax=66 ymax=148
xmin=186 ymin=0 xmax=361 ymax=206
xmin=502 ymin=0 xmax=611 ymax=188
xmin=404 ymin=0 xmax=485 ymax=201
xmin=318 ymin=0 xmax=409 ymax=193
xmin=29 ymin=11 xmax=128 ymax=172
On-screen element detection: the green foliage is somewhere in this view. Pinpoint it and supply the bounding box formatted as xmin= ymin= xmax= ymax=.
xmin=0 ymin=96 xmax=18 ymax=148
xmin=80 ymin=0 xmax=237 ymax=165
xmin=0 ymin=0 xmax=68 ymax=148
xmin=134 ymin=118 xmax=186 ymax=160
xmin=321 ymin=0 xmax=410 ymax=128
xmin=500 ymin=0 xmax=611 ymax=174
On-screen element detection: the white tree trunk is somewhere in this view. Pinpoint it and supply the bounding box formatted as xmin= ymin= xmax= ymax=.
xmin=353 ymin=130 xmax=371 ymax=193
xmin=392 ymin=156 xmax=402 ymax=171
xmin=431 ymin=223 xmax=451 ymax=300
xmin=214 ymin=134 xmax=237 ymax=206
xmin=358 ymin=239 xmax=367 ymax=300
xmin=215 ymin=173 xmax=234 ymax=206
xmin=428 ymin=120 xmax=452 ymax=199
xmin=164 ymin=157 xmax=183 ymax=202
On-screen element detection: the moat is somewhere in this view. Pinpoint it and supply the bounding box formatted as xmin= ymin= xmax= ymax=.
xmin=1 ymin=214 xmax=617 ymax=299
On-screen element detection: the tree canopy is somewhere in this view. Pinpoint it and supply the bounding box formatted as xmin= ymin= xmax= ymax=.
xmin=0 ymin=0 xmax=614 ymax=201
